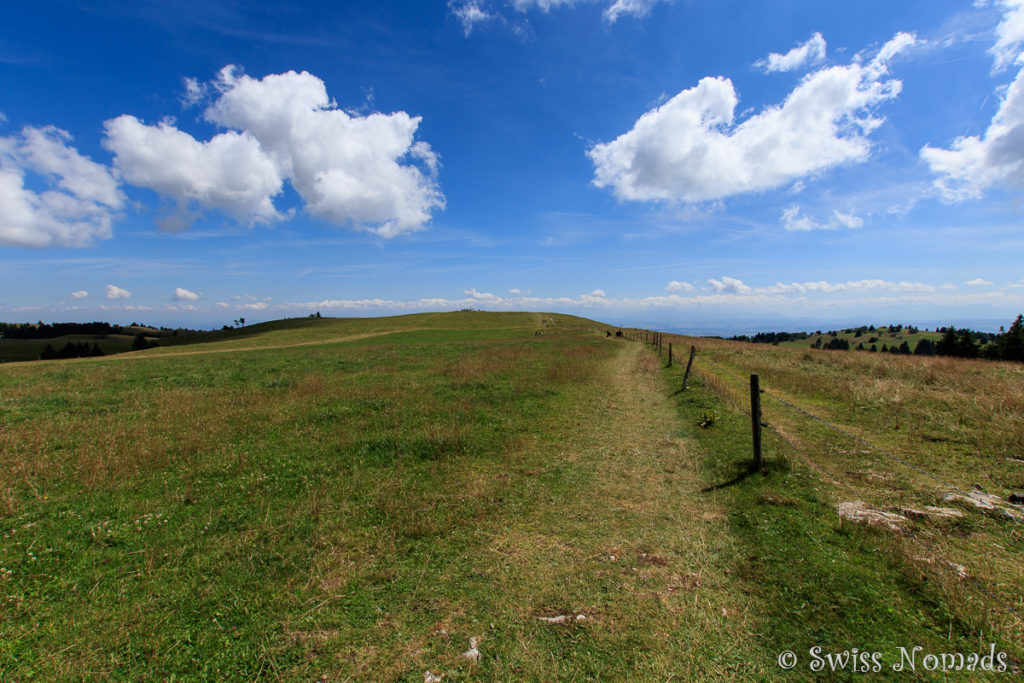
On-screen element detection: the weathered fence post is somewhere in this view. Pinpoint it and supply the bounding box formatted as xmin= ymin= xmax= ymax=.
xmin=681 ymin=345 xmax=696 ymax=391
xmin=750 ymin=374 xmax=763 ymax=469
xmin=668 ymin=342 xmax=673 ymax=366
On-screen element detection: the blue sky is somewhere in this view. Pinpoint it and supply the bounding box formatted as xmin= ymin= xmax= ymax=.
xmin=2 ymin=0 xmax=1024 ymax=333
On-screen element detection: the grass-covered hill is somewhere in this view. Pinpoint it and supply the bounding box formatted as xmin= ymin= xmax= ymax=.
xmin=731 ymin=319 xmax=1023 ymax=358
xmin=1 ymin=312 xmax=1020 ymax=679
xmin=0 ymin=311 xmax=587 ymax=362
xmin=779 ymin=326 xmax=944 ymax=352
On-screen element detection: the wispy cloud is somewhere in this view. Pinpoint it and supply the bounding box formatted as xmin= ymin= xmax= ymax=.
xmin=921 ymin=1 xmax=1024 ymax=201
xmin=755 ymin=32 xmax=827 ymax=73
xmin=0 ymin=125 xmax=124 ymax=248
xmin=449 ymin=1 xmax=493 ymax=36
xmin=781 ymin=205 xmax=864 ymax=232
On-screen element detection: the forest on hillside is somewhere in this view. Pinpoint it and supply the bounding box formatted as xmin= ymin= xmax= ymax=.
xmin=730 ymin=315 xmax=1024 ymax=361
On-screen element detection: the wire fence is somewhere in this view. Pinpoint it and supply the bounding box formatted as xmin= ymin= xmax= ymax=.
xmin=627 ymin=330 xmax=1024 ymax=629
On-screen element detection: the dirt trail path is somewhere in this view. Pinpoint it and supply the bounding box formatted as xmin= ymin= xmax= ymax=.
xmin=92 ymin=328 xmax=423 ymax=361
xmin=483 ymin=340 xmax=763 ymax=678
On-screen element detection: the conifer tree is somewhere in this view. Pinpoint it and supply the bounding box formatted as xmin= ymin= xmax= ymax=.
xmin=1000 ymin=314 xmax=1024 ymax=362
xmin=956 ymin=330 xmax=979 ymax=358
xmin=936 ymin=326 xmax=958 ymax=356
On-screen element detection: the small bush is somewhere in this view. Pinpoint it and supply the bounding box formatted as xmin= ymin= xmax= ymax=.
xmin=697 ymin=410 xmax=718 ymax=428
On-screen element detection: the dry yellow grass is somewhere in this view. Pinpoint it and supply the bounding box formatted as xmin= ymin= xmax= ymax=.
xmin=656 ymin=332 xmax=1024 ymax=650
xmin=455 ymin=341 xmax=766 ymax=680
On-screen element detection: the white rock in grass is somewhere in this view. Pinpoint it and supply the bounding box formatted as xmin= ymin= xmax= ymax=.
xmin=836 ymin=501 xmax=908 ymax=533
xmin=424 ymin=672 xmax=443 ymax=683
xmin=897 ymin=506 xmax=964 ymax=520
xmin=537 ymin=613 xmax=587 ymax=624
xmin=461 ymin=637 xmax=480 ymax=662
xmin=538 ymin=615 xmax=568 ymax=624
xmin=942 ymin=490 xmax=1024 ymax=521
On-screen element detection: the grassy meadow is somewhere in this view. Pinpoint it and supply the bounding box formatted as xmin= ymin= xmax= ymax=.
xmin=0 ymin=335 xmax=138 ymax=363
xmin=1 ymin=312 xmax=1022 ymax=680
xmin=777 ymin=327 xmax=944 ymax=352
xmin=657 ymin=331 xmax=1024 ymax=670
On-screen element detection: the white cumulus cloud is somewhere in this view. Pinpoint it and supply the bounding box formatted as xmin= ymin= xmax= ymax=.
xmin=588 ymin=32 xmax=915 ymax=204
xmin=0 ymin=126 xmax=124 ymax=247
xmin=708 ymin=276 xmax=751 ymax=294
xmin=990 ymin=0 xmax=1024 ymax=71
xmin=921 ymin=39 xmax=1024 ymax=200
xmin=105 ymin=66 xmax=444 ymax=237
xmin=965 ymin=277 xmax=994 ymax=286
xmin=174 ymin=287 xmax=201 ymax=300
xmin=105 ymin=284 xmax=132 ymax=300
xmin=756 ymin=32 xmax=827 ymax=73
xmin=104 ymin=115 xmax=284 ymax=228
xmin=205 ymin=66 xmax=444 ymax=237
xmin=70 ymin=290 xmax=89 ymax=299
xmin=666 ymin=280 xmax=695 ymax=292
xmin=464 ymin=288 xmax=499 ymax=301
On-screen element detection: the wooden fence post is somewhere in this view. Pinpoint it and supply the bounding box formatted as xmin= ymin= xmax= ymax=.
xmin=750 ymin=374 xmax=763 ymax=469
xmin=668 ymin=342 xmax=673 ymax=366
xmin=682 ymin=345 xmax=696 ymax=391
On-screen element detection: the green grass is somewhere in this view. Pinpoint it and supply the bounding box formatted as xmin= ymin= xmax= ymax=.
xmin=0 ymin=335 xmax=140 ymax=363
xmin=0 ymin=312 xmax=755 ymax=680
xmin=778 ymin=329 xmax=944 ymax=353
xmin=648 ymin=334 xmax=1024 ymax=676
xmin=665 ymin=377 xmax=1012 ymax=675
xmin=3 ymin=314 xmax=1021 ymax=680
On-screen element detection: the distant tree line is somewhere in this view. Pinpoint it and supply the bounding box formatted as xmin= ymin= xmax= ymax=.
xmin=40 ymin=342 xmax=105 ymax=360
xmin=1 ymin=321 xmax=120 ymax=339
xmin=730 ymin=315 xmax=1024 ymax=362
xmin=932 ymin=316 xmax=1024 ymax=361
xmin=729 ymin=331 xmax=811 ymax=344
xmin=0 ymin=321 xmax=199 ymax=340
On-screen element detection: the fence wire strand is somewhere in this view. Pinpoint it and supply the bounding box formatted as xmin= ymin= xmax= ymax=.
xmin=682 ymin=349 xmax=1024 ymax=627
xmin=698 ymin=356 xmax=1021 ymax=518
